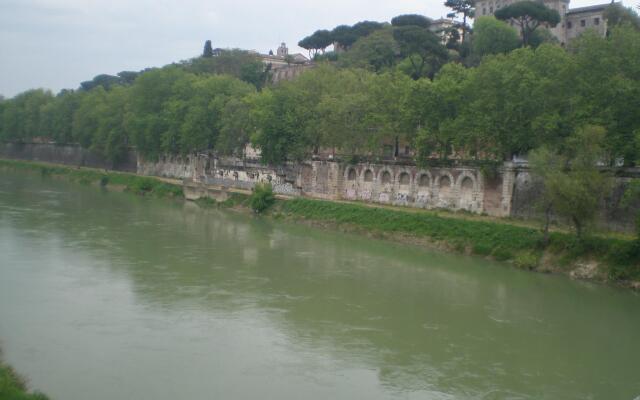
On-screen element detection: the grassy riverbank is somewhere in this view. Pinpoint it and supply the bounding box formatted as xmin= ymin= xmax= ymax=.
xmin=0 ymin=353 xmax=48 ymax=400
xmin=2 ymin=158 xmax=639 ymax=288
xmin=0 ymin=159 xmax=183 ymax=198
xmin=275 ymin=198 xmax=640 ymax=287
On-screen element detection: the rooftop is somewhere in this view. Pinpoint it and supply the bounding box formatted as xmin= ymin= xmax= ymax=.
xmin=566 ymin=2 xmax=613 ymax=15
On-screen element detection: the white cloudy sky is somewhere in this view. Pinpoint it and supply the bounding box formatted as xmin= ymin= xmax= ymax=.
xmin=0 ymin=0 xmax=615 ymax=97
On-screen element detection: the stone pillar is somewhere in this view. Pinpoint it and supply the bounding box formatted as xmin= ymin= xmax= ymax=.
xmin=476 ymin=170 xmax=485 ymax=213
xmin=326 ymin=161 xmax=341 ymax=199
xmin=500 ymin=162 xmax=516 ymax=217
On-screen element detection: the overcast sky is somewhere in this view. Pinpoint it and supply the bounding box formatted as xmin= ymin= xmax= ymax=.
xmin=0 ymin=0 xmax=615 ymax=97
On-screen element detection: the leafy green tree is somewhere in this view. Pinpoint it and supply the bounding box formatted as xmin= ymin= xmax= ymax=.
xmin=391 ymin=14 xmax=432 ymax=28
xmin=406 ymin=63 xmax=469 ymax=160
xmin=457 ymin=45 xmax=576 ymax=159
xmin=494 ymin=1 xmax=561 ymax=46
xmin=351 ymin=21 xmax=385 ymax=38
xmin=250 ymin=87 xmax=311 ymax=164
xmin=364 ymin=72 xmax=413 ymax=155
xmin=39 ymin=89 xmax=80 ymax=144
xmin=603 ymin=3 xmax=640 ymax=32
xmin=571 ymin=26 xmax=640 ymax=166
xmin=1 ymin=89 xmax=54 ymax=142
xmin=203 ymin=40 xmax=214 ymax=58
xmin=298 ymin=30 xmax=333 ymax=57
xmin=117 ymin=71 xmax=140 ymax=85
xmin=315 ymin=71 xmax=374 ymax=154
xmin=218 ymin=95 xmax=257 ymax=156
xmin=331 ymin=25 xmax=358 ymax=50
xmin=126 ymin=67 xmax=184 ymax=158
xmin=393 ymin=26 xmax=448 ymax=79
xmin=621 ymin=180 xmax=640 ymax=241
xmin=529 ymin=125 xmax=611 ymax=239
xmin=338 ymin=27 xmax=399 ymax=72
xmin=472 ymin=16 xmax=520 ymax=58
xmin=184 ymin=50 xmax=267 ymax=89
xmin=80 ymin=74 xmax=122 ymax=91
xmin=89 ymin=86 xmax=130 ymax=164
xmin=444 ymin=0 xmax=475 ymax=42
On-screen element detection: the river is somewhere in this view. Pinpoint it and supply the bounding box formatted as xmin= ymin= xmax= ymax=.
xmin=0 ymin=170 xmax=639 ymax=399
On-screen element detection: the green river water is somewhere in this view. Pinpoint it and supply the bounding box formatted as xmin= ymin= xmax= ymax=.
xmin=0 ymin=170 xmax=639 ymax=399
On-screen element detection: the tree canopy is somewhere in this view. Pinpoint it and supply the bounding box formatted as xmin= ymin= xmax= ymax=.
xmin=472 ymin=17 xmax=521 ymax=58
xmin=444 ymin=0 xmax=475 ymax=41
xmin=298 ymin=30 xmax=334 ymax=57
xmin=494 ymin=1 xmax=561 ymax=46
xmin=390 ymin=14 xmax=432 ymax=28
xmin=2 ymin=25 xmax=640 ymax=169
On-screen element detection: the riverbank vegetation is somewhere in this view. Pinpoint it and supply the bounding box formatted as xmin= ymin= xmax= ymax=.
xmin=0 ymin=159 xmax=183 ymax=198
xmin=0 ymin=351 xmax=48 ymax=400
xmin=2 ymin=158 xmax=639 ymax=286
xmin=277 ymin=198 xmax=640 ymax=285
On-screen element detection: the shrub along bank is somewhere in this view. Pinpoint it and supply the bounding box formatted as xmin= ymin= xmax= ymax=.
xmin=0 ymin=352 xmax=49 ymax=400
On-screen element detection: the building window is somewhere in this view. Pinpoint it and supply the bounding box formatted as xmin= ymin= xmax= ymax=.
xmin=482 ymin=7 xmax=486 ymax=15
xmin=489 ymin=6 xmax=493 ymax=12
xmin=580 ymin=19 xmax=586 ymax=27
xmin=594 ymin=17 xmax=600 ymax=25
xmin=567 ymin=21 xmax=572 ymax=29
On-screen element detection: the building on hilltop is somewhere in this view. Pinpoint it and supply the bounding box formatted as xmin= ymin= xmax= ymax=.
xmin=260 ymin=42 xmax=309 ymax=68
xmin=429 ymin=18 xmax=464 ymax=45
xmin=259 ymin=42 xmax=312 ymax=83
xmin=477 ymin=0 xmax=613 ymax=45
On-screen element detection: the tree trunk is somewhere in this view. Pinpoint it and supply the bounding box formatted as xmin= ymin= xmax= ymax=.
xmin=394 ymin=136 xmax=399 ymax=158
xmin=462 ymin=13 xmax=467 ymax=42
xmin=543 ymin=204 xmax=552 ymax=246
xmin=572 ymin=216 xmax=583 ymax=240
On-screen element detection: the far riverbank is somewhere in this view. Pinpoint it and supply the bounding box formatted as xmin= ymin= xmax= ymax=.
xmin=2 ymin=158 xmax=639 ymax=290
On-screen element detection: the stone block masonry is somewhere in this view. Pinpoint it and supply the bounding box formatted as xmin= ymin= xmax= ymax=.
xmin=139 ymin=153 xmax=513 ymax=217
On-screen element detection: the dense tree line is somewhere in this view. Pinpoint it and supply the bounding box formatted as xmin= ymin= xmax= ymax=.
xmin=1 ymin=18 xmax=639 ymax=167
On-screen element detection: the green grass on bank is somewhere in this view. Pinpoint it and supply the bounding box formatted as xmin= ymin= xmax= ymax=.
xmin=195 ymin=192 xmax=250 ymax=209
xmin=279 ymin=198 xmax=640 ymax=282
xmin=0 ymin=159 xmax=183 ymax=198
xmin=0 ymin=355 xmax=48 ymax=400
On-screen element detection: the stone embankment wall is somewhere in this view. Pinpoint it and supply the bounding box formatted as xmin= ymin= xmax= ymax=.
xmin=0 ymin=142 xmax=137 ymax=172
xmin=512 ymin=168 xmax=640 ymax=233
xmin=138 ymin=154 xmax=514 ymax=217
xmin=3 ymin=143 xmax=638 ymax=232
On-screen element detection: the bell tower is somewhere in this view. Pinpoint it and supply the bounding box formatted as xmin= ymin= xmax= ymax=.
xmin=277 ymin=42 xmax=288 ymax=57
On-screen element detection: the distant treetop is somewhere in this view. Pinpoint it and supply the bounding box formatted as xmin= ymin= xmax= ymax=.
xmin=391 ymin=14 xmax=432 ymax=28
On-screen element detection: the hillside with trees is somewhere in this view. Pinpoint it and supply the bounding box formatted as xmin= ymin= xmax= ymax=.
xmin=1 ymin=4 xmax=639 ymax=169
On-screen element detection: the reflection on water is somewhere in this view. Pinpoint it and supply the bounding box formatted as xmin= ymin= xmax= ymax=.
xmin=0 ymin=171 xmax=639 ymax=400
